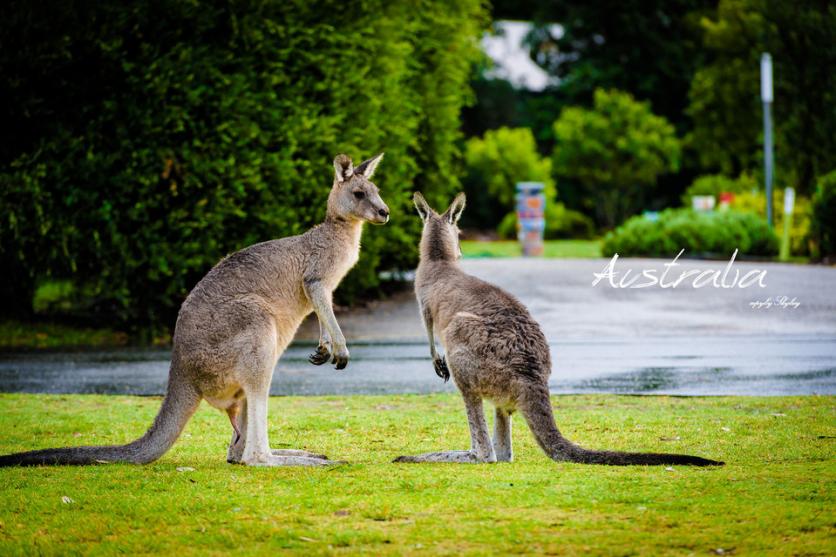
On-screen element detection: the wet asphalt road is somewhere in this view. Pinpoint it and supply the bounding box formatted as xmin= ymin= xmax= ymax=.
xmin=1 ymin=335 xmax=833 ymax=396
xmin=1 ymin=258 xmax=834 ymax=396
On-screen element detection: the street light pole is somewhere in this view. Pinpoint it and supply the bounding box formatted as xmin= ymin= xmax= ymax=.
xmin=761 ymin=53 xmax=774 ymax=226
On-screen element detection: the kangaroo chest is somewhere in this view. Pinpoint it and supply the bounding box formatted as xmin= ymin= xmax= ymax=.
xmin=328 ymin=248 xmax=360 ymax=288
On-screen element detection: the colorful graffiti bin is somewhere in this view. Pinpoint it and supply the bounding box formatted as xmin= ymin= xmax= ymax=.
xmin=515 ymin=182 xmax=545 ymax=257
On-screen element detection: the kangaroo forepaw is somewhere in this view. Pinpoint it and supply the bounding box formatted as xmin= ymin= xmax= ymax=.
xmin=433 ymin=356 xmax=450 ymax=382
xmin=331 ymin=345 xmax=349 ymax=370
xmin=309 ymin=344 xmax=331 ymax=366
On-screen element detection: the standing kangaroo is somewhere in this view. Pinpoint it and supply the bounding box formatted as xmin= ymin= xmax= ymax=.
xmin=395 ymin=192 xmax=723 ymax=466
xmin=0 ymin=153 xmax=389 ymax=467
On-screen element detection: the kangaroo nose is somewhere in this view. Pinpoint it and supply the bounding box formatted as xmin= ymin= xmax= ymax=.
xmin=378 ymin=208 xmax=389 ymax=218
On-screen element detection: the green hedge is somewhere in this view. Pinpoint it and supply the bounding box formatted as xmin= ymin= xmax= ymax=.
xmin=680 ymin=174 xmax=756 ymax=207
xmin=602 ymin=209 xmax=778 ymax=258
xmin=0 ymin=1 xmax=486 ymax=332
xmin=812 ymin=170 xmax=836 ymax=259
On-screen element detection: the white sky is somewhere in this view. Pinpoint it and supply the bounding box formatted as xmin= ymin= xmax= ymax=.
xmin=481 ymin=20 xmax=562 ymax=92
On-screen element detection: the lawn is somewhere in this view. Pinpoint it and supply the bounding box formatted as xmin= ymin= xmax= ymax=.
xmin=0 ymin=320 xmax=129 ymax=350
xmin=462 ymin=239 xmax=602 ymax=259
xmin=0 ymin=394 xmax=832 ymax=555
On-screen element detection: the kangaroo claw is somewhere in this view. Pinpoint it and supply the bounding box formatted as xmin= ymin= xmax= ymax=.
xmin=332 ymin=347 xmax=349 ymax=370
xmin=309 ymin=345 xmax=331 ymax=366
xmin=433 ymin=356 xmax=450 ymax=382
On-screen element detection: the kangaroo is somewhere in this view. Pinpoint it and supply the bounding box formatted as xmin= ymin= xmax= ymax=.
xmin=394 ymin=192 xmax=723 ymax=466
xmin=0 ymin=153 xmax=389 ymax=467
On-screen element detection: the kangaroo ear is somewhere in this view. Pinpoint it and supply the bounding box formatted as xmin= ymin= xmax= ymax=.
xmin=413 ymin=192 xmax=432 ymax=222
xmin=333 ymin=154 xmax=354 ymax=183
xmin=355 ymin=153 xmax=384 ymax=179
xmin=444 ymin=192 xmax=466 ymax=224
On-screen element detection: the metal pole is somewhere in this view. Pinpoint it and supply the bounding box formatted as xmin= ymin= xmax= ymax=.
xmin=761 ymin=53 xmax=774 ymax=226
xmin=763 ymin=102 xmax=774 ymax=225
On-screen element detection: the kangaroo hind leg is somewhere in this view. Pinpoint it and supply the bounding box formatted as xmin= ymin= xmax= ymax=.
xmin=238 ymin=383 xmax=341 ymax=467
xmin=493 ymin=407 xmax=513 ymax=462
xmin=394 ymin=393 xmax=497 ymax=464
xmin=227 ymin=398 xmax=327 ymax=463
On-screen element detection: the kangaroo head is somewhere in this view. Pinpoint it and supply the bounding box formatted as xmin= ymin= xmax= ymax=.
xmin=328 ymin=153 xmax=389 ymax=225
xmin=413 ymin=192 xmax=466 ymax=261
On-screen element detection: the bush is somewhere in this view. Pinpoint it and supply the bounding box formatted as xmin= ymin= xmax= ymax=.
xmin=730 ymin=189 xmax=814 ymax=256
xmin=681 ymin=174 xmax=756 ymax=207
xmin=462 ymin=127 xmax=556 ymax=229
xmin=812 ymin=170 xmax=836 ymax=259
xmin=0 ymin=1 xmax=486 ymax=332
xmin=498 ymin=203 xmax=594 ymax=240
xmin=602 ymin=209 xmax=778 ymax=258
xmin=552 ymin=89 xmax=680 ymax=228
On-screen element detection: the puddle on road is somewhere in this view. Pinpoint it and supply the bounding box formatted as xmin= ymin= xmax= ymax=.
xmin=1 ymin=338 xmax=835 ymax=396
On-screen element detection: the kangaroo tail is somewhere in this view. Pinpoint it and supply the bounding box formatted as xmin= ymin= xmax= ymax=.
xmin=520 ymin=388 xmax=723 ymax=467
xmin=0 ymin=370 xmax=201 ymax=467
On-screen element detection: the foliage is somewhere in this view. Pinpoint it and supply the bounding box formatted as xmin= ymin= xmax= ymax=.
xmin=462 ymin=239 xmax=601 ymax=258
xmin=462 ymin=127 xmax=556 ymax=228
xmin=730 ymin=189 xmax=814 ymax=256
xmin=0 ymin=320 xmax=128 ymax=350
xmin=681 ymin=174 xmax=756 ymax=206
xmin=812 ymin=169 xmax=836 ymax=259
xmin=516 ymin=0 xmax=714 ymax=134
xmin=497 ymin=203 xmax=594 ymax=240
xmin=686 ymin=0 xmax=836 ymax=192
xmin=552 ymin=89 xmax=681 ymax=228
xmin=0 ymin=393 xmax=832 ymax=554
xmin=602 ymin=208 xmax=778 ymax=257
xmin=0 ymin=0 xmax=487 ymax=333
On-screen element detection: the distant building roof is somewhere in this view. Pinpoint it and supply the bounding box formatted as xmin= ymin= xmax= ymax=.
xmin=481 ymin=20 xmax=562 ymax=92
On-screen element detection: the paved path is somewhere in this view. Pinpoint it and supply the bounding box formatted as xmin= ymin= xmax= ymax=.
xmin=299 ymin=257 xmax=836 ymax=341
xmin=1 ymin=258 xmax=834 ymax=396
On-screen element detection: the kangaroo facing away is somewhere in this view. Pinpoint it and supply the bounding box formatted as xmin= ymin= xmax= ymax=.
xmin=0 ymin=153 xmax=389 ymax=468
xmin=395 ymin=192 xmax=723 ymax=466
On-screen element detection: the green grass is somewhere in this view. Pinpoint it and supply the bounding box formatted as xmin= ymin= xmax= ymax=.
xmin=0 ymin=394 xmax=832 ymax=555
xmin=0 ymin=320 xmax=128 ymax=350
xmin=462 ymin=239 xmax=602 ymax=258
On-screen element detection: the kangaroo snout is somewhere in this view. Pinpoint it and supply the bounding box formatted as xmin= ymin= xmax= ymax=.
xmin=372 ymin=205 xmax=390 ymax=224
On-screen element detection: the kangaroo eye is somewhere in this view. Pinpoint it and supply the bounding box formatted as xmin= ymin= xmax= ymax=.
xmin=353 ymin=191 xmax=365 ymax=200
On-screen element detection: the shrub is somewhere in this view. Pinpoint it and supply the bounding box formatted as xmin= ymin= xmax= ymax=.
xmin=602 ymin=209 xmax=778 ymax=258
xmin=0 ymin=1 xmax=486 ymax=332
xmin=730 ymin=189 xmax=814 ymax=256
xmin=462 ymin=127 xmax=556 ymax=229
xmin=681 ymin=174 xmax=756 ymax=207
xmin=552 ymin=89 xmax=680 ymax=228
xmin=812 ymin=170 xmax=836 ymax=259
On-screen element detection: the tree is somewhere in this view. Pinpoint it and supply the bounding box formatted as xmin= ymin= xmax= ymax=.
xmin=686 ymin=0 xmax=836 ymax=192
xmin=0 ymin=0 xmax=487 ymax=331
xmin=462 ymin=127 xmax=555 ymax=227
xmin=552 ymin=89 xmax=681 ymax=228
xmin=495 ymin=0 xmax=715 ymax=135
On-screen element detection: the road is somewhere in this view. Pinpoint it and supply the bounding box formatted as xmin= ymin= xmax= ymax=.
xmin=1 ymin=257 xmax=834 ymax=396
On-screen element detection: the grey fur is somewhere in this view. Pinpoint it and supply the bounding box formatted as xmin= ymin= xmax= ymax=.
xmin=394 ymin=192 xmax=723 ymax=467
xmin=0 ymin=153 xmax=389 ymax=468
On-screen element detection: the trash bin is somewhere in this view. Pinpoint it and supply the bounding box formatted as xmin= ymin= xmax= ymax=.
xmin=516 ymin=182 xmax=545 ymax=257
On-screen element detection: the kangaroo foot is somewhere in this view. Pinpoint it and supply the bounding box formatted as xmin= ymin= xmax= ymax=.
xmin=270 ymin=449 xmax=329 ymax=459
xmin=241 ymin=453 xmax=346 ymax=467
xmin=393 ymin=450 xmax=494 ymax=464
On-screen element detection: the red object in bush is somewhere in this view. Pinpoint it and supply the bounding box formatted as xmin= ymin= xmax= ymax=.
xmin=719 ymin=192 xmax=735 ymax=206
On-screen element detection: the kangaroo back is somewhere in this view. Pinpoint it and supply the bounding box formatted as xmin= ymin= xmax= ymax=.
xmin=520 ymin=384 xmax=723 ymax=466
xmin=0 ymin=367 xmax=200 ymax=466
